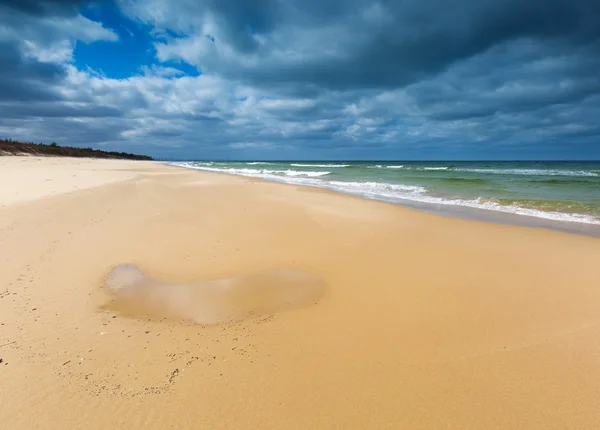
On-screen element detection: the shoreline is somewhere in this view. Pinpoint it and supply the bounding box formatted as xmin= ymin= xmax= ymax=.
xmin=2 ymin=157 xmax=600 ymax=429
xmin=170 ymin=162 xmax=600 ymax=238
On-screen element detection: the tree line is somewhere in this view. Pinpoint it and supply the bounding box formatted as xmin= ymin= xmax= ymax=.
xmin=0 ymin=139 xmax=152 ymax=160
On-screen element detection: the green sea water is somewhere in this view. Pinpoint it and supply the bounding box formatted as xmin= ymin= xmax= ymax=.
xmin=174 ymin=160 xmax=600 ymax=229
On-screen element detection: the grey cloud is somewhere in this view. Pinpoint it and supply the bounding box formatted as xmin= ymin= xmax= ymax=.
xmin=0 ymin=42 xmax=64 ymax=82
xmin=0 ymin=41 xmax=65 ymax=101
xmin=0 ymin=0 xmax=93 ymax=16
xmin=0 ymin=116 xmax=131 ymax=145
xmin=404 ymin=42 xmax=600 ymax=122
xmin=148 ymin=0 xmax=600 ymax=90
xmin=0 ymin=102 xmax=123 ymax=118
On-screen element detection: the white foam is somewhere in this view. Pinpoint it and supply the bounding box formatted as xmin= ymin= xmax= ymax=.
xmin=370 ymin=164 xmax=404 ymax=169
xmin=291 ymin=163 xmax=350 ymax=168
xmin=324 ymin=181 xmax=599 ymax=224
xmin=455 ymin=168 xmax=598 ymax=177
xmin=422 ymin=167 xmax=449 ymax=171
xmin=284 ymin=170 xmax=331 ymax=177
xmin=173 ymin=163 xmax=330 ymax=178
xmin=328 ymin=181 xmax=426 ymax=194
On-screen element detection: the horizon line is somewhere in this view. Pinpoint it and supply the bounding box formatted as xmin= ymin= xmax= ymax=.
xmin=155 ymin=159 xmax=600 ymax=163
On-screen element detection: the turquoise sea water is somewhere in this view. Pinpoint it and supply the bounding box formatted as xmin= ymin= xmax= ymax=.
xmin=173 ymin=160 xmax=600 ymax=231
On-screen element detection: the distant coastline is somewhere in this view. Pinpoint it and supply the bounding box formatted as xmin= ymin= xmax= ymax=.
xmin=0 ymin=139 xmax=152 ymax=160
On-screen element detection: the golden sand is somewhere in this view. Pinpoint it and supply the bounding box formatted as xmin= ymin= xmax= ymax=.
xmin=1 ymin=157 xmax=600 ymax=429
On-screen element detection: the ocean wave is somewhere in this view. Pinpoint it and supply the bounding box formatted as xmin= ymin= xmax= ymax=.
xmin=455 ymin=168 xmax=598 ymax=177
xmin=370 ymin=164 xmax=404 ymax=169
xmin=322 ymin=181 xmax=599 ymax=224
xmin=284 ymin=170 xmax=331 ymax=177
xmin=246 ymin=162 xmax=273 ymax=165
xmin=328 ymin=181 xmax=425 ymax=194
xmin=528 ymin=178 xmax=598 ymax=186
xmin=290 ymin=163 xmax=350 ymax=168
xmin=317 ymin=180 xmax=598 ymax=224
xmin=441 ymin=177 xmax=487 ymax=184
xmin=370 ymin=165 xmax=448 ymax=171
xmin=369 ymin=166 xmax=598 ymax=177
xmin=172 ymin=163 xmax=330 ymax=178
xmin=449 ymin=198 xmax=600 ymax=224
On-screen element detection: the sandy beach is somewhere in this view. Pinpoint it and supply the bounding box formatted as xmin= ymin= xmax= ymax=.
xmin=1 ymin=156 xmax=600 ymax=429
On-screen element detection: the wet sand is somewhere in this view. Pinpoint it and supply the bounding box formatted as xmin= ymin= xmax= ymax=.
xmin=1 ymin=157 xmax=600 ymax=429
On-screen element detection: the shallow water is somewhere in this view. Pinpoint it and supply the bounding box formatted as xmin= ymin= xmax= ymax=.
xmin=104 ymin=264 xmax=325 ymax=324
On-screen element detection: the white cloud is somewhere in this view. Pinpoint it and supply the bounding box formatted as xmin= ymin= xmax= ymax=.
xmin=54 ymin=15 xmax=118 ymax=43
xmin=140 ymin=64 xmax=185 ymax=77
xmin=1 ymin=10 xmax=118 ymax=64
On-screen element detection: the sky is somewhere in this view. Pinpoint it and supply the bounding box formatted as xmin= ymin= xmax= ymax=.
xmin=1 ymin=0 xmax=599 ymax=160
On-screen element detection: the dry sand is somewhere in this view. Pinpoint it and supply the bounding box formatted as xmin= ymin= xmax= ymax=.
xmin=1 ymin=157 xmax=600 ymax=429
xmin=0 ymin=157 xmax=142 ymax=206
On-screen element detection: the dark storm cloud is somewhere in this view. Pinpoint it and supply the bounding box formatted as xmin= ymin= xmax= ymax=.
xmin=48 ymin=118 xmax=131 ymax=143
xmin=0 ymin=41 xmax=65 ymax=101
xmin=0 ymin=102 xmax=123 ymax=118
xmin=404 ymin=41 xmax=600 ymax=122
xmin=291 ymin=0 xmax=597 ymax=90
xmin=150 ymin=0 xmax=600 ymax=91
xmin=0 ymin=0 xmax=93 ymax=16
xmin=0 ymin=115 xmax=132 ymax=144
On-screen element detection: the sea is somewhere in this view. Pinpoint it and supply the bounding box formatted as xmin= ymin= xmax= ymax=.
xmin=172 ymin=160 xmax=600 ymax=236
